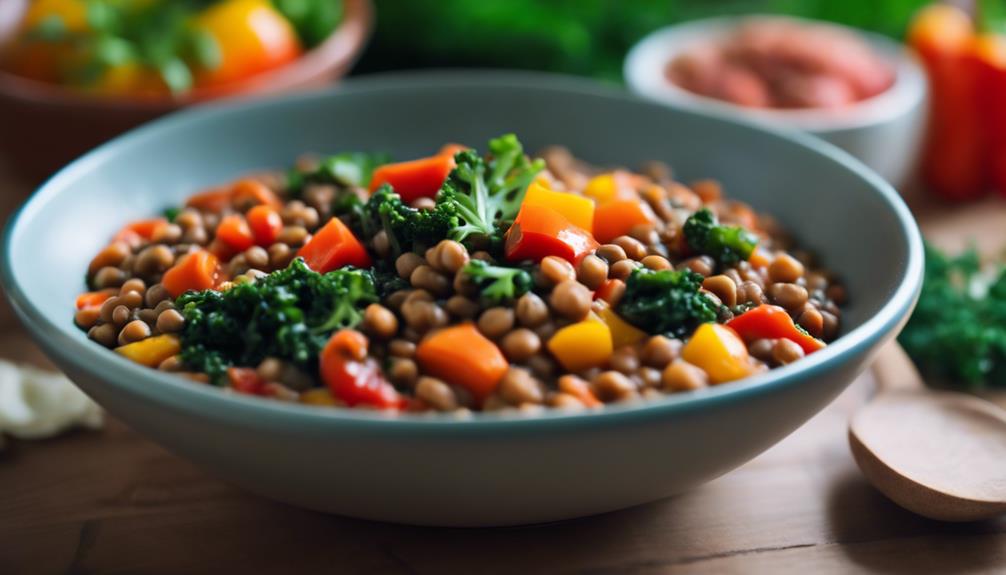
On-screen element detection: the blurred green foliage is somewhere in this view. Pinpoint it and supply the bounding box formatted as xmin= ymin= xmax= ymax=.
xmin=356 ymin=0 xmax=930 ymax=82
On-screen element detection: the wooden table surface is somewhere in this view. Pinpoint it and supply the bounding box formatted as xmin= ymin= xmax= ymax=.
xmin=1 ymin=161 xmax=1005 ymax=574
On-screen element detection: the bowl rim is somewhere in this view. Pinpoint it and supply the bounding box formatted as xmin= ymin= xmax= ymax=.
xmin=0 ymin=0 xmax=373 ymax=111
xmin=0 ymin=70 xmax=924 ymax=432
xmin=623 ymin=14 xmax=927 ymax=133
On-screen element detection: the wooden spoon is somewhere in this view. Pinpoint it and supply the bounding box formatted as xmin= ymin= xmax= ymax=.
xmin=849 ymin=342 xmax=1006 ymax=521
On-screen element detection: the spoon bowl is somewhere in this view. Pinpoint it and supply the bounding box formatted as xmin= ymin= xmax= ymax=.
xmin=850 ymin=344 xmax=1006 ymax=521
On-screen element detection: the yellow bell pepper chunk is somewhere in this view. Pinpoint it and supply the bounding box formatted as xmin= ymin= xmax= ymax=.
xmin=595 ymin=303 xmax=647 ymax=348
xmin=115 ymin=334 xmax=181 ymax=368
xmin=23 ymin=0 xmax=89 ymax=33
xmin=547 ymin=320 xmax=613 ymax=372
xmin=523 ymin=181 xmax=595 ymax=233
xmin=583 ymin=171 xmax=637 ymax=204
xmin=301 ymin=388 xmax=338 ymax=406
xmin=681 ymin=324 xmax=751 ymax=384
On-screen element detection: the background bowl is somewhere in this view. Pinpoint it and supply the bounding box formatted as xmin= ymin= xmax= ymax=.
xmin=0 ymin=0 xmax=373 ymax=180
xmin=624 ymin=15 xmax=928 ymax=188
xmin=1 ymin=72 xmax=923 ymax=527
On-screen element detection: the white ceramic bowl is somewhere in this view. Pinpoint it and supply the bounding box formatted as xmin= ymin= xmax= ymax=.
xmin=625 ymin=15 xmax=928 ymax=187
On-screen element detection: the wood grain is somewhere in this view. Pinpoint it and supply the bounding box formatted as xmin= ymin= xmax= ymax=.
xmin=1 ymin=160 xmax=1005 ymax=574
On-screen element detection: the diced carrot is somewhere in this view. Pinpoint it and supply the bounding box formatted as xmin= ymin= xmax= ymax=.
xmin=216 ymin=214 xmax=255 ymax=252
xmin=112 ymin=218 xmax=168 ymax=246
xmin=368 ymin=154 xmax=456 ymax=202
xmin=247 ymin=205 xmax=283 ymax=247
xmin=231 ymin=178 xmax=282 ymax=210
xmin=162 ymin=249 xmax=220 ymax=297
xmin=594 ymin=279 xmax=625 ymax=305
xmin=558 ymin=375 xmax=603 ymax=408
xmin=415 ymin=323 xmax=508 ymax=403
xmin=297 ymin=217 xmax=371 ymax=273
xmin=185 ymin=187 xmax=233 ymax=213
xmin=227 ymin=367 xmax=267 ymax=395
xmin=592 ymin=199 xmax=657 ymax=244
xmin=76 ymin=289 xmax=116 ymax=310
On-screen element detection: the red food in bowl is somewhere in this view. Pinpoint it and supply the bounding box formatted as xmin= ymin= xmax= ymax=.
xmin=665 ymin=20 xmax=895 ymax=110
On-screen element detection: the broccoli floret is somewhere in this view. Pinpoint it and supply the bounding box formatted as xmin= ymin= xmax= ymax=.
xmin=461 ymin=259 xmax=533 ymax=305
xmin=616 ymin=267 xmax=720 ymax=338
xmin=286 ymin=151 xmax=391 ymax=196
xmin=176 ymin=258 xmax=377 ymax=383
xmin=366 ymin=185 xmax=458 ymax=257
xmin=683 ymin=208 xmax=758 ymax=266
xmin=436 ymin=134 xmax=544 ymax=249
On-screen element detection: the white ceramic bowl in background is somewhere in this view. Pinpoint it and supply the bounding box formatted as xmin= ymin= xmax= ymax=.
xmin=625 ymin=15 xmax=928 ymax=188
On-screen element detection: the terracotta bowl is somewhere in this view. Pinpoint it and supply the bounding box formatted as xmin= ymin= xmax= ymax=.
xmin=0 ymin=0 xmax=372 ymax=180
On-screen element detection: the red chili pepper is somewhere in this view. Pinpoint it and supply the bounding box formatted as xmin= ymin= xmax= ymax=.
xmin=227 ymin=367 xmax=267 ymax=395
xmin=909 ymin=4 xmax=988 ymax=201
xmin=726 ymin=304 xmax=826 ymax=355
xmin=320 ymin=330 xmax=404 ymax=409
xmin=504 ymin=203 xmax=598 ymax=264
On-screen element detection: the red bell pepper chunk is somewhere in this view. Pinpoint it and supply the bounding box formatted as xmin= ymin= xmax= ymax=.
xmin=227 ymin=367 xmax=267 ymax=396
xmin=297 ymin=217 xmax=372 ymax=273
xmin=369 ymin=154 xmax=456 ymax=203
xmin=504 ymin=203 xmax=598 ymax=264
xmin=726 ymin=304 xmax=826 ymax=355
xmin=215 ymin=214 xmax=255 ymax=252
xmin=246 ymin=205 xmax=283 ymax=247
xmin=320 ymin=330 xmax=405 ymax=409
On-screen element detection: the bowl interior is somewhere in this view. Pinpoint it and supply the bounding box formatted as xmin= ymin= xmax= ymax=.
xmin=2 ymin=71 xmax=921 ymax=421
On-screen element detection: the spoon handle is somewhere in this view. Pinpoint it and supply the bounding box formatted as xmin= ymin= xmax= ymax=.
xmin=871 ymin=340 xmax=925 ymax=393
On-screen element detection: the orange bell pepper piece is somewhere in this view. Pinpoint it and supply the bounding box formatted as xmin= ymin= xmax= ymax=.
xmin=215 ymin=214 xmax=255 ymax=252
xmin=368 ymin=154 xmax=456 ymax=202
xmin=592 ymin=199 xmax=657 ymax=244
xmin=522 ymin=181 xmax=595 ymax=232
xmin=186 ymin=187 xmax=233 ymax=213
xmin=415 ymin=323 xmax=508 ymax=403
xmin=726 ymin=304 xmax=826 ymax=355
xmin=504 ymin=203 xmax=598 ymax=264
xmin=246 ymin=205 xmax=283 ymax=247
xmin=583 ymin=171 xmax=638 ymax=204
xmin=162 ymin=249 xmax=221 ymax=297
xmin=297 ymin=217 xmax=371 ymax=273
xmin=681 ymin=323 xmax=751 ymax=384
xmin=75 ymin=289 xmax=116 ymax=310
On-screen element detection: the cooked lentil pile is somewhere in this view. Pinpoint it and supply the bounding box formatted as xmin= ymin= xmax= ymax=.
xmin=75 ymin=134 xmax=845 ymax=414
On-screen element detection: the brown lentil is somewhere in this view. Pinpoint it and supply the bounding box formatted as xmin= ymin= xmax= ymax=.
xmin=152 ymin=223 xmax=183 ymax=244
xmin=478 ymin=307 xmax=515 ymax=339
xmin=703 ymin=275 xmax=737 ymax=307
xmin=681 ymin=256 xmax=714 ymax=277
xmin=412 ymin=197 xmax=436 ymax=210
xmin=609 ymin=347 xmax=640 ymax=374
xmin=410 ymin=265 xmax=451 ymax=296
xmin=600 ymin=278 xmax=626 ymax=306
xmin=768 ymin=283 xmax=809 ymax=311
xmin=613 ymin=235 xmax=647 ymax=260
xmin=119 ymin=278 xmax=147 ymax=295
xmin=772 ymin=339 xmax=805 ymax=365
xmin=88 ymin=323 xmax=118 ymax=347
xmin=158 ymin=355 xmax=183 ymax=372
xmin=267 ymin=243 xmax=293 ymax=269
xmin=548 ymin=393 xmax=585 ymax=410
xmin=637 ymin=367 xmax=662 ymax=388
xmin=388 ymin=358 xmax=419 ymax=386
xmin=277 ymin=225 xmax=309 ymax=246
xmin=609 ymin=259 xmax=640 ymax=281
xmin=641 ymin=254 xmax=672 ymax=270
xmin=641 ymin=335 xmax=681 ymax=368
xmin=119 ymin=290 xmax=143 ymax=309
xmin=362 ymin=304 xmax=398 ymax=340
xmin=111 ymin=305 xmax=131 ymax=327
xmin=592 ymin=371 xmax=636 ymax=402
xmin=436 ymin=240 xmax=469 ymax=274
xmin=738 ymin=280 xmax=765 ymax=305
xmin=388 ymin=339 xmax=417 ymax=358
xmin=821 ymin=311 xmax=839 ymax=340
xmin=576 ymin=254 xmax=609 ymax=289
xmin=88 ymin=242 xmax=130 ymax=276
xmin=75 ymin=308 xmax=101 ymax=329
xmin=416 ymin=376 xmax=458 ymax=411
xmin=628 ymin=223 xmax=660 ymax=246
xmin=155 ymin=309 xmax=185 ymax=333
xmin=596 ymin=243 xmax=627 ymax=264
xmin=500 ymin=329 xmax=541 ymax=362
xmin=527 ymin=354 xmax=557 ymax=379
xmin=549 ymin=280 xmax=591 ymax=321
xmin=118 ymin=320 xmax=151 ymax=346
xmin=662 ymin=360 xmax=708 ymax=392
xmin=93 ymin=266 xmax=127 ymax=289
xmin=540 ymin=255 xmax=576 ymax=286
xmin=769 ymin=253 xmax=805 ymax=284
xmin=797 ymin=306 xmax=824 ymax=339
xmin=499 ymin=367 xmax=544 ymax=405
xmin=516 ymin=292 xmax=549 ymax=327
